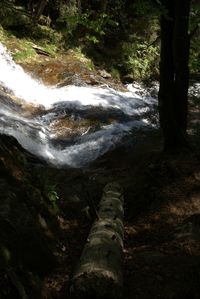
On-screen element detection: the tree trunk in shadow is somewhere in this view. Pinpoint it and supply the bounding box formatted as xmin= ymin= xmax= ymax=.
xmin=158 ymin=0 xmax=191 ymax=150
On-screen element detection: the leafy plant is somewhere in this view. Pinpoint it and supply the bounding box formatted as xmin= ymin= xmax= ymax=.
xmin=111 ymin=68 xmax=121 ymax=80
xmin=33 ymin=173 xmax=60 ymax=214
xmin=58 ymin=9 xmax=119 ymax=45
xmin=189 ymin=3 xmax=200 ymax=76
xmin=122 ymin=35 xmax=160 ymax=80
xmin=43 ymin=182 xmax=59 ymax=213
xmin=47 ymin=188 xmax=59 ymax=204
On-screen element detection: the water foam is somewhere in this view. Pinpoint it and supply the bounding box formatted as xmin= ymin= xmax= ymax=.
xmin=0 ymin=42 xmax=156 ymax=167
xmin=0 ymin=43 xmax=156 ymax=113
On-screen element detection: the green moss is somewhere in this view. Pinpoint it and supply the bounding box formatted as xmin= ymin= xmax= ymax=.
xmin=0 ymin=25 xmax=60 ymax=62
xmin=12 ymin=43 xmax=36 ymax=62
xmin=111 ymin=68 xmax=121 ymax=80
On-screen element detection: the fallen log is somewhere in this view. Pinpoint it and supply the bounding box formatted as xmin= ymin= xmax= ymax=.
xmin=71 ymin=182 xmax=124 ymax=299
xmin=32 ymin=45 xmax=51 ymax=56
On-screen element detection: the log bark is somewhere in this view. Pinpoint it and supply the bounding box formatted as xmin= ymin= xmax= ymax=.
xmin=71 ymin=182 xmax=124 ymax=299
xmin=32 ymin=45 xmax=51 ymax=56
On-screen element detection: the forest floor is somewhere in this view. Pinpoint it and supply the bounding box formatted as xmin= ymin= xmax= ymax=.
xmin=37 ymin=129 xmax=200 ymax=299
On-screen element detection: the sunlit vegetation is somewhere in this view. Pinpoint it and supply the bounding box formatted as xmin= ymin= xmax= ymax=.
xmin=0 ymin=0 xmax=199 ymax=81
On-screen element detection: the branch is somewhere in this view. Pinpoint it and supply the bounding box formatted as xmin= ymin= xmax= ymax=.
xmin=148 ymin=35 xmax=161 ymax=47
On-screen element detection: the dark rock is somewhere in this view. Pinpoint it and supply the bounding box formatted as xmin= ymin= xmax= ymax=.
xmin=98 ymin=69 xmax=112 ymax=79
xmin=122 ymin=74 xmax=134 ymax=83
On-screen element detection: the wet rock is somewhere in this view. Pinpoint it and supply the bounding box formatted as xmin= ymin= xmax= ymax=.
xmin=189 ymin=82 xmax=200 ymax=100
xmin=57 ymin=73 xmax=87 ymax=87
xmin=21 ymin=52 xmax=127 ymax=91
xmin=122 ymin=74 xmax=135 ymax=83
xmin=0 ymin=176 xmax=56 ymax=276
xmin=0 ymin=89 xmax=22 ymax=113
xmin=147 ymin=82 xmax=159 ymax=98
xmin=0 ymin=135 xmax=57 ymax=273
xmin=0 ymin=84 xmax=14 ymax=95
xmin=98 ymin=69 xmax=112 ymax=79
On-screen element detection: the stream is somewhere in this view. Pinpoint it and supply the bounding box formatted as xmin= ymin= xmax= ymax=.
xmin=0 ymin=43 xmax=162 ymax=167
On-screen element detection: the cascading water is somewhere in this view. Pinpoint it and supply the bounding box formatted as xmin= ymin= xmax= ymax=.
xmin=0 ymin=42 xmax=157 ymax=167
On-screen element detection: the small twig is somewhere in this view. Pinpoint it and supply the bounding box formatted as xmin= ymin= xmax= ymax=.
xmin=147 ymin=35 xmax=161 ymax=47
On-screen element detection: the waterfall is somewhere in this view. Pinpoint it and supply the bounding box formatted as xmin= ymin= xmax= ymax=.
xmin=0 ymin=42 xmax=157 ymax=167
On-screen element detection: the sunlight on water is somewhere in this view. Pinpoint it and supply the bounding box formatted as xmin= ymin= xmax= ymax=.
xmin=0 ymin=43 xmax=156 ymax=113
xmin=0 ymin=42 xmax=157 ymax=167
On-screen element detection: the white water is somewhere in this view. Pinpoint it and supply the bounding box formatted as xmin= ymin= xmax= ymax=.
xmin=0 ymin=42 xmax=157 ymax=167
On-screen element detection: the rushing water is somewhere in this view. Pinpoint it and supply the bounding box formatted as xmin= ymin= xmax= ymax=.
xmin=0 ymin=42 xmax=158 ymax=167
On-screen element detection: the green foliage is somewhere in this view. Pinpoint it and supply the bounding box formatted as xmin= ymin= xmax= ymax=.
xmin=0 ymin=24 xmax=62 ymax=63
xmin=111 ymin=68 xmax=121 ymax=80
xmin=132 ymin=0 xmax=165 ymax=16
xmin=0 ymin=1 xmax=29 ymax=27
xmin=190 ymin=33 xmax=200 ymax=76
xmin=189 ymin=2 xmax=200 ymax=76
xmin=122 ymin=35 xmax=160 ymax=80
xmin=81 ymin=11 xmax=119 ymax=43
xmin=25 ymin=25 xmax=63 ymax=56
xmin=47 ymin=186 xmax=59 ymax=203
xmin=34 ymin=173 xmax=60 ymax=214
xmin=12 ymin=43 xmax=36 ymax=62
xmin=44 ymin=182 xmax=60 ymax=213
xmin=1 ymin=0 xmax=199 ymax=81
xmin=58 ymin=10 xmax=119 ymax=45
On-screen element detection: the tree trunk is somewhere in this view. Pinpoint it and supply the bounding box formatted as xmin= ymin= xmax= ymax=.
xmin=158 ymin=0 xmax=176 ymax=148
xmin=31 ymin=0 xmax=49 ymax=23
xmin=71 ymin=182 xmax=124 ymax=299
xmin=173 ymin=0 xmax=190 ymax=132
xmin=158 ymin=0 xmax=191 ymax=150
